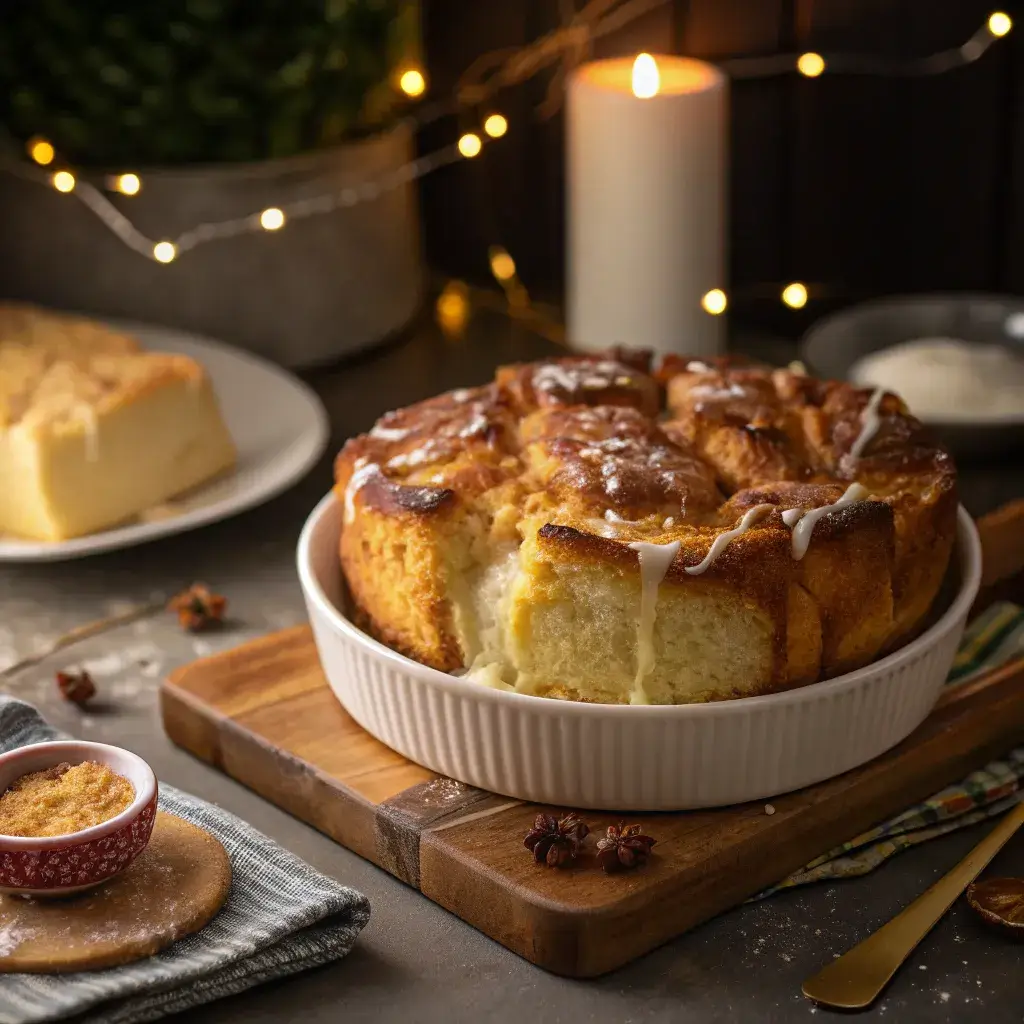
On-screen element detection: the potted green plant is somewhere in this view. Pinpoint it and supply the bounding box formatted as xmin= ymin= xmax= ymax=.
xmin=0 ymin=0 xmax=424 ymax=367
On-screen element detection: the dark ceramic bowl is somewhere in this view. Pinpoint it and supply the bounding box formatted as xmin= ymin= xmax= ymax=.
xmin=801 ymin=293 xmax=1024 ymax=458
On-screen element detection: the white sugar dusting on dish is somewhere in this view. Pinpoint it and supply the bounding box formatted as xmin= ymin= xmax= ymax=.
xmin=851 ymin=337 xmax=1024 ymax=421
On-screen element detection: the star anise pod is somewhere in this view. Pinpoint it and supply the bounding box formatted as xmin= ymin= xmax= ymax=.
xmin=523 ymin=812 xmax=589 ymax=868
xmin=56 ymin=669 xmax=96 ymax=706
xmin=169 ymin=583 xmax=227 ymax=632
xmin=596 ymin=823 xmax=657 ymax=873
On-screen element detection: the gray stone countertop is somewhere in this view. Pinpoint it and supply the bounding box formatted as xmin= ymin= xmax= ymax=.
xmin=1 ymin=308 xmax=1022 ymax=1022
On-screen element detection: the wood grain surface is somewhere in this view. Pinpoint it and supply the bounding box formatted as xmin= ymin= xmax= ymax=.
xmin=161 ymin=504 xmax=1024 ymax=976
xmin=161 ymin=634 xmax=1024 ymax=976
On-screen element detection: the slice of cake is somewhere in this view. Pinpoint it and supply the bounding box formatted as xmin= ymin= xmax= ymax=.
xmin=0 ymin=304 xmax=236 ymax=541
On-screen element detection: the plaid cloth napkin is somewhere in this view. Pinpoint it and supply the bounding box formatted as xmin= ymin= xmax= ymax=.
xmin=0 ymin=697 xmax=370 ymax=1024
xmin=758 ymin=601 xmax=1024 ymax=898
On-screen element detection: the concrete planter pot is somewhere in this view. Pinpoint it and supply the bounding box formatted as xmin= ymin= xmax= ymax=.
xmin=0 ymin=122 xmax=423 ymax=368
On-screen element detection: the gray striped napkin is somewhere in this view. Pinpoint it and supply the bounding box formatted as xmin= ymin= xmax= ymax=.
xmin=0 ymin=697 xmax=370 ymax=1024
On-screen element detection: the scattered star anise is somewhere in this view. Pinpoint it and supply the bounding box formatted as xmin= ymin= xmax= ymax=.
xmin=596 ymin=823 xmax=657 ymax=873
xmin=524 ymin=813 xmax=589 ymax=868
xmin=169 ymin=583 xmax=227 ymax=632
xmin=966 ymin=877 xmax=1024 ymax=937
xmin=56 ymin=669 xmax=96 ymax=706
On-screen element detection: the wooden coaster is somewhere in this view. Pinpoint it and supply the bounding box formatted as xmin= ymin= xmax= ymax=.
xmin=0 ymin=811 xmax=232 ymax=973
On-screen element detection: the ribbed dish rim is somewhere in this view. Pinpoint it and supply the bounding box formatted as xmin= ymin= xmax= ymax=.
xmin=297 ymin=492 xmax=982 ymax=717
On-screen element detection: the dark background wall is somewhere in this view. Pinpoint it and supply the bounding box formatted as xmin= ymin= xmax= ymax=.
xmin=418 ymin=0 xmax=1023 ymax=331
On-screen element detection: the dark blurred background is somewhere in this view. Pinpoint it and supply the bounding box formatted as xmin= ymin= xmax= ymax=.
xmin=420 ymin=0 xmax=1022 ymax=334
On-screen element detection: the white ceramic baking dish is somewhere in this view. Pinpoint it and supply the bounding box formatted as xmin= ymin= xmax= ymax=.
xmin=297 ymin=493 xmax=982 ymax=810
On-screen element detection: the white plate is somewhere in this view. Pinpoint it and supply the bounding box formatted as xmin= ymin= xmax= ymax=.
xmin=0 ymin=320 xmax=329 ymax=562
xmin=298 ymin=493 xmax=982 ymax=810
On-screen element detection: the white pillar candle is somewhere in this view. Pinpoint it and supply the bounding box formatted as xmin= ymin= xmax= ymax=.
xmin=567 ymin=54 xmax=728 ymax=359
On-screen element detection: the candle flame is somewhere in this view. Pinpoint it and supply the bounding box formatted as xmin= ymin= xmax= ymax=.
xmin=632 ymin=53 xmax=660 ymax=99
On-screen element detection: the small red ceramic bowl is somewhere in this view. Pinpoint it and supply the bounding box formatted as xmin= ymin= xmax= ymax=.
xmin=0 ymin=740 xmax=158 ymax=897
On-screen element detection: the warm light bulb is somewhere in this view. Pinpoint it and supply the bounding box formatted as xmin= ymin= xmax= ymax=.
xmin=153 ymin=241 xmax=177 ymax=263
xmin=989 ymin=11 xmax=1012 ymax=36
xmin=28 ymin=138 xmax=55 ymax=166
xmin=701 ymin=289 xmax=728 ymax=315
xmin=489 ymin=247 xmax=516 ymax=282
xmin=458 ymin=133 xmax=482 ymax=158
xmin=483 ymin=113 xmax=508 ymax=139
xmin=632 ymin=53 xmax=660 ymax=99
xmin=782 ymin=282 xmax=808 ymax=309
xmin=116 ymin=173 xmax=141 ymax=195
xmin=436 ymin=281 xmax=469 ymax=336
xmin=797 ymin=52 xmax=825 ymax=77
xmin=399 ymin=69 xmax=426 ymax=97
xmin=260 ymin=207 xmax=285 ymax=231
xmin=51 ymin=170 xmax=75 ymax=193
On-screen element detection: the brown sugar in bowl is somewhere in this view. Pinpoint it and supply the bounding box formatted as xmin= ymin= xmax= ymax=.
xmin=0 ymin=741 xmax=157 ymax=897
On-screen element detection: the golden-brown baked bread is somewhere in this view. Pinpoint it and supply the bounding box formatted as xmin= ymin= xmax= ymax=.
xmin=0 ymin=303 xmax=236 ymax=541
xmin=335 ymin=353 xmax=957 ymax=705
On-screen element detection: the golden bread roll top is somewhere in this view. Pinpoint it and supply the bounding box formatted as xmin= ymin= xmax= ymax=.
xmin=335 ymin=352 xmax=957 ymax=704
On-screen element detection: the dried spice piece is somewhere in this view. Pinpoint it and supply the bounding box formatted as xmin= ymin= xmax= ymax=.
xmin=596 ymin=823 xmax=657 ymax=873
xmin=523 ymin=813 xmax=589 ymax=868
xmin=966 ymin=877 xmax=1024 ymax=936
xmin=55 ymin=670 xmax=96 ymax=706
xmin=169 ymin=583 xmax=227 ymax=632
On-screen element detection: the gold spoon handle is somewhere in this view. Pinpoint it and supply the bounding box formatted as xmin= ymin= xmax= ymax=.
xmin=802 ymin=800 xmax=1024 ymax=1011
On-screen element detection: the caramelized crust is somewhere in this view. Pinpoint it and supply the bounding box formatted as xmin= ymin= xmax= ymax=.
xmin=0 ymin=303 xmax=206 ymax=436
xmin=335 ymin=353 xmax=957 ymax=704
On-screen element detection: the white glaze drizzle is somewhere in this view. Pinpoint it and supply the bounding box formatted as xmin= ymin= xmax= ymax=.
xmin=787 ymin=482 xmax=869 ymax=560
xmin=343 ymin=457 xmax=378 ymax=523
xmin=781 ymin=507 xmax=803 ymax=528
xmin=849 ymin=387 xmax=885 ymax=461
xmin=690 ymin=382 xmax=751 ymax=402
xmin=685 ymin=504 xmax=774 ymax=576
xmin=533 ymin=363 xmax=578 ymax=392
xmin=627 ymin=540 xmax=681 ymax=705
xmin=370 ymin=423 xmax=412 ymax=442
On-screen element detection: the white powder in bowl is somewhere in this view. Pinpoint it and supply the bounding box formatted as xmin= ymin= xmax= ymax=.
xmin=850 ymin=337 xmax=1024 ymax=421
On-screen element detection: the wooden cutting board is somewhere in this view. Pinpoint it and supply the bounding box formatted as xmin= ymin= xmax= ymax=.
xmin=161 ymin=628 xmax=1024 ymax=978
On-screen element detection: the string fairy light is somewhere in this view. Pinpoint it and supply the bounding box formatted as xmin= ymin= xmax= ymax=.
xmin=701 ymin=288 xmax=728 ymax=315
xmin=483 ymin=113 xmax=508 ymax=138
xmin=153 ymin=241 xmax=176 ymax=263
xmin=27 ymin=138 xmax=54 ymax=166
xmin=435 ymin=280 xmax=470 ymax=337
xmin=457 ymin=132 xmax=482 ymax=158
xmin=781 ymin=282 xmax=809 ymax=309
xmin=488 ymin=246 xmax=517 ymax=282
xmin=0 ymin=1 xmax=1013 ymax=284
xmin=114 ymin=172 xmax=141 ymax=195
xmin=259 ymin=207 xmax=286 ymax=231
xmin=51 ymin=170 xmax=75 ymax=193
xmin=722 ymin=9 xmax=1012 ymax=79
xmin=989 ymin=11 xmax=1012 ymax=37
xmin=797 ymin=52 xmax=825 ymax=78
xmin=399 ymin=68 xmax=427 ymax=97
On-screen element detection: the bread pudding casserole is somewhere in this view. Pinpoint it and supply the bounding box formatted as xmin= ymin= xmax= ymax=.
xmin=0 ymin=303 xmax=236 ymax=541
xmin=334 ymin=352 xmax=957 ymax=705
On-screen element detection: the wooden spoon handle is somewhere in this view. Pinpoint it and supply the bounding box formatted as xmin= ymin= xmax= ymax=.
xmin=802 ymin=800 xmax=1024 ymax=1010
